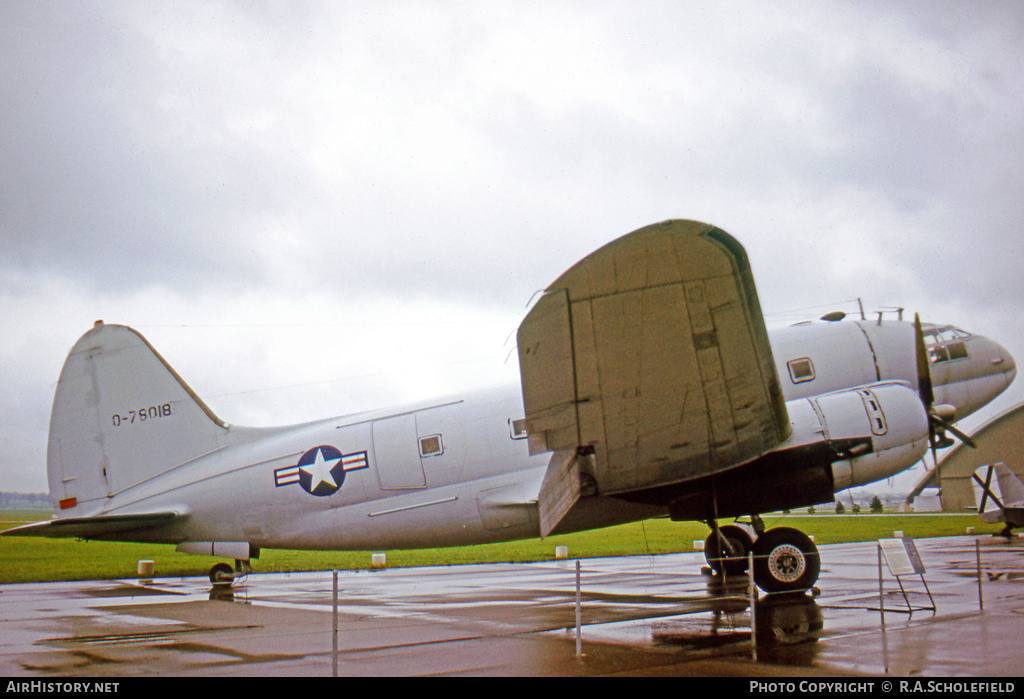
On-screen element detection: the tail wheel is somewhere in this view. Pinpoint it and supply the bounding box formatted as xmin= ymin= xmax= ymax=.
xmin=751 ymin=527 xmax=820 ymax=593
xmin=704 ymin=524 xmax=754 ymax=576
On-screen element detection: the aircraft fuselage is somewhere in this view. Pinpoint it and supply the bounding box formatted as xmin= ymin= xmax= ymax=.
xmin=7 ymin=220 xmax=1018 ymax=594
xmin=43 ymin=316 xmax=1014 ymax=555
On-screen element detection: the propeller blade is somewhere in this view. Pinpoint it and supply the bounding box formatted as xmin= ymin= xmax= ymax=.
xmin=914 ymin=313 xmax=935 ymax=407
xmin=912 ymin=313 xmax=976 ymax=490
xmin=930 ymin=413 xmax=978 ymax=449
xmin=914 ymin=313 xmax=941 ymax=476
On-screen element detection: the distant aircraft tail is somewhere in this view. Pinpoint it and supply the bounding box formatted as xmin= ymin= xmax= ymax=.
xmin=47 ymin=322 xmax=229 ymax=516
xmin=972 ymin=463 xmax=1024 ymax=524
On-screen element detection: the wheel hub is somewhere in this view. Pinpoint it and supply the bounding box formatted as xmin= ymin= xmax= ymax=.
xmin=767 ymin=544 xmax=806 ymax=582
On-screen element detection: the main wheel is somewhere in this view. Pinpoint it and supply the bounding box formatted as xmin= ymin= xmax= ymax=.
xmin=704 ymin=524 xmax=754 ymax=576
xmin=751 ymin=527 xmax=820 ymax=593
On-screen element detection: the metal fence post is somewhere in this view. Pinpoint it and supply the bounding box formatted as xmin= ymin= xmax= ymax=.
xmin=976 ymin=539 xmax=984 ymax=611
xmin=749 ymin=551 xmax=757 ymax=662
xmin=877 ymin=544 xmax=885 ymax=628
xmin=575 ymin=560 xmax=582 ymax=657
xmin=332 ymin=570 xmax=339 ymax=677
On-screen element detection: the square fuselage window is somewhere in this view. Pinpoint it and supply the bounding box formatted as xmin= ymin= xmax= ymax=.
xmin=509 ymin=418 xmax=528 ymax=440
xmin=419 ymin=435 xmax=443 ymax=457
xmin=788 ymin=358 xmax=815 ymax=383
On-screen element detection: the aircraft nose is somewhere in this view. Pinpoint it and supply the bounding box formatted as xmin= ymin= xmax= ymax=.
xmin=998 ymin=344 xmax=1017 ymax=387
xmin=928 ymin=329 xmax=1015 ymax=420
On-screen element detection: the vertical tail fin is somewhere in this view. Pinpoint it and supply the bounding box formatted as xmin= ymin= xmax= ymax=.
xmin=972 ymin=463 xmax=1024 ymax=524
xmin=48 ymin=322 xmax=228 ymax=516
xmin=993 ymin=463 xmax=1024 ymax=506
xmin=973 ymin=465 xmax=1005 ymax=520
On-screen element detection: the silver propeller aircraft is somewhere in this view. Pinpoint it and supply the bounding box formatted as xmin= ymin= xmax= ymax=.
xmin=3 ymin=220 xmax=1017 ymax=592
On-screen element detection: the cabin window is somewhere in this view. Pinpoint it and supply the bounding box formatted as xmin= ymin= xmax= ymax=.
xmin=787 ymin=358 xmax=815 ymax=383
xmin=509 ymin=418 xmax=528 ymax=440
xmin=419 ymin=435 xmax=443 ymax=457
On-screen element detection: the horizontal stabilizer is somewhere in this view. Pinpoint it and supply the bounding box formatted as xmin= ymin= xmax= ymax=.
xmin=0 ymin=512 xmax=179 ymax=540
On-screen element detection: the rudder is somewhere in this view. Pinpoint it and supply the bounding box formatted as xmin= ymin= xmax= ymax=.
xmin=48 ymin=321 xmax=228 ymax=516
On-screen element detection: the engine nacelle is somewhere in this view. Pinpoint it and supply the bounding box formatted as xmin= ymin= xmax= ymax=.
xmin=786 ymin=381 xmax=930 ymax=492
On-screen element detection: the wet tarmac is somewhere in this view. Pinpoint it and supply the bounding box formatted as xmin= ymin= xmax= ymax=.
xmin=1 ymin=535 xmax=1022 ymax=677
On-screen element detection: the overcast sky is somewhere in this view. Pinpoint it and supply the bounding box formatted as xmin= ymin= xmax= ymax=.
xmin=2 ymin=1 xmax=1023 ymax=495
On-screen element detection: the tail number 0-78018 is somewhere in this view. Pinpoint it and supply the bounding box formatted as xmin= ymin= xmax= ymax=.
xmin=112 ymin=403 xmax=173 ymax=427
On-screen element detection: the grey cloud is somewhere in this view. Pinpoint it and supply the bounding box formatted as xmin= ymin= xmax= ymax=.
xmin=2 ymin=1 xmax=1023 ymax=492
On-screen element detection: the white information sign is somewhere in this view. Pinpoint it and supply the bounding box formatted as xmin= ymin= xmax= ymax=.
xmin=879 ymin=537 xmax=926 ymax=576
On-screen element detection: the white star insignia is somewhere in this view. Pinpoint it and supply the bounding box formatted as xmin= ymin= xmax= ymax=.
xmin=300 ymin=448 xmax=343 ymax=491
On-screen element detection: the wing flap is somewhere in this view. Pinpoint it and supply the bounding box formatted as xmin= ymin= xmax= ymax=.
xmin=516 ymin=289 xmax=578 ymax=456
xmin=518 ymin=220 xmax=789 ymax=509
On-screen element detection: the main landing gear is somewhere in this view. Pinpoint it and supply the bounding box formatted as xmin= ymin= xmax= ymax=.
xmin=209 ymin=559 xmax=252 ymax=586
xmin=704 ymin=517 xmax=820 ymax=593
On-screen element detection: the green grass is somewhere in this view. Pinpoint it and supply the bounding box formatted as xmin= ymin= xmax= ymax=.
xmin=0 ymin=509 xmax=1001 ymax=584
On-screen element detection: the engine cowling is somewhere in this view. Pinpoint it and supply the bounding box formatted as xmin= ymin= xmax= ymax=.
xmin=660 ymin=382 xmax=930 ymax=522
xmin=793 ymin=381 xmax=930 ymax=492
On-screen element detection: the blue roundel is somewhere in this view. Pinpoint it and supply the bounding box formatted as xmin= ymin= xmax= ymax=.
xmin=296 ymin=446 xmax=346 ymax=497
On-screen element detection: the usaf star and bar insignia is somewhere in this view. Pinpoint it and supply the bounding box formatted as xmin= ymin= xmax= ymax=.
xmin=275 ymin=446 xmax=369 ymax=497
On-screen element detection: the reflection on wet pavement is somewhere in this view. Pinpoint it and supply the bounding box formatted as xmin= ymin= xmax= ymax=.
xmin=1 ymin=536 xmax=1022 ymax=676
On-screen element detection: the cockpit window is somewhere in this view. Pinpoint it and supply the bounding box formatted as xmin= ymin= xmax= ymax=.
xmin=923 ymin=325 xmax=972 ymax=346
xmin=947 ymin=341 xmax=968 ymax=361
xmin=929 ymin=339 xmax=969 ymax=364
xmin=923 ymin=324 xmax=971 ymax=364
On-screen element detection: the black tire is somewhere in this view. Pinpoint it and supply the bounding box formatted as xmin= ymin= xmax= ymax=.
xmin=209 ymin=562 xmax=234 ymax=585
xmin=751 ymin=527 xmax=820 ymax=593
xmin=704 ymin=524 xmax=755 ymax=576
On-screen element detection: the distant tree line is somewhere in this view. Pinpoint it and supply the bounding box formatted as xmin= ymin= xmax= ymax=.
xmin=833 ymin=495 xmax=886 ymax=514
xmin=0 ymin=492 xmax=51 ymax=509
xmin=805 ymin=495 xmax=887 ymax=515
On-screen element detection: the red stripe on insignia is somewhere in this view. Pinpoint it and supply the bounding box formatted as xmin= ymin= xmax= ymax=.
xmin=59 ymin=497 xmax=77 ymax=510
xmin=342 ymin=452 xmax=369 ymax=470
